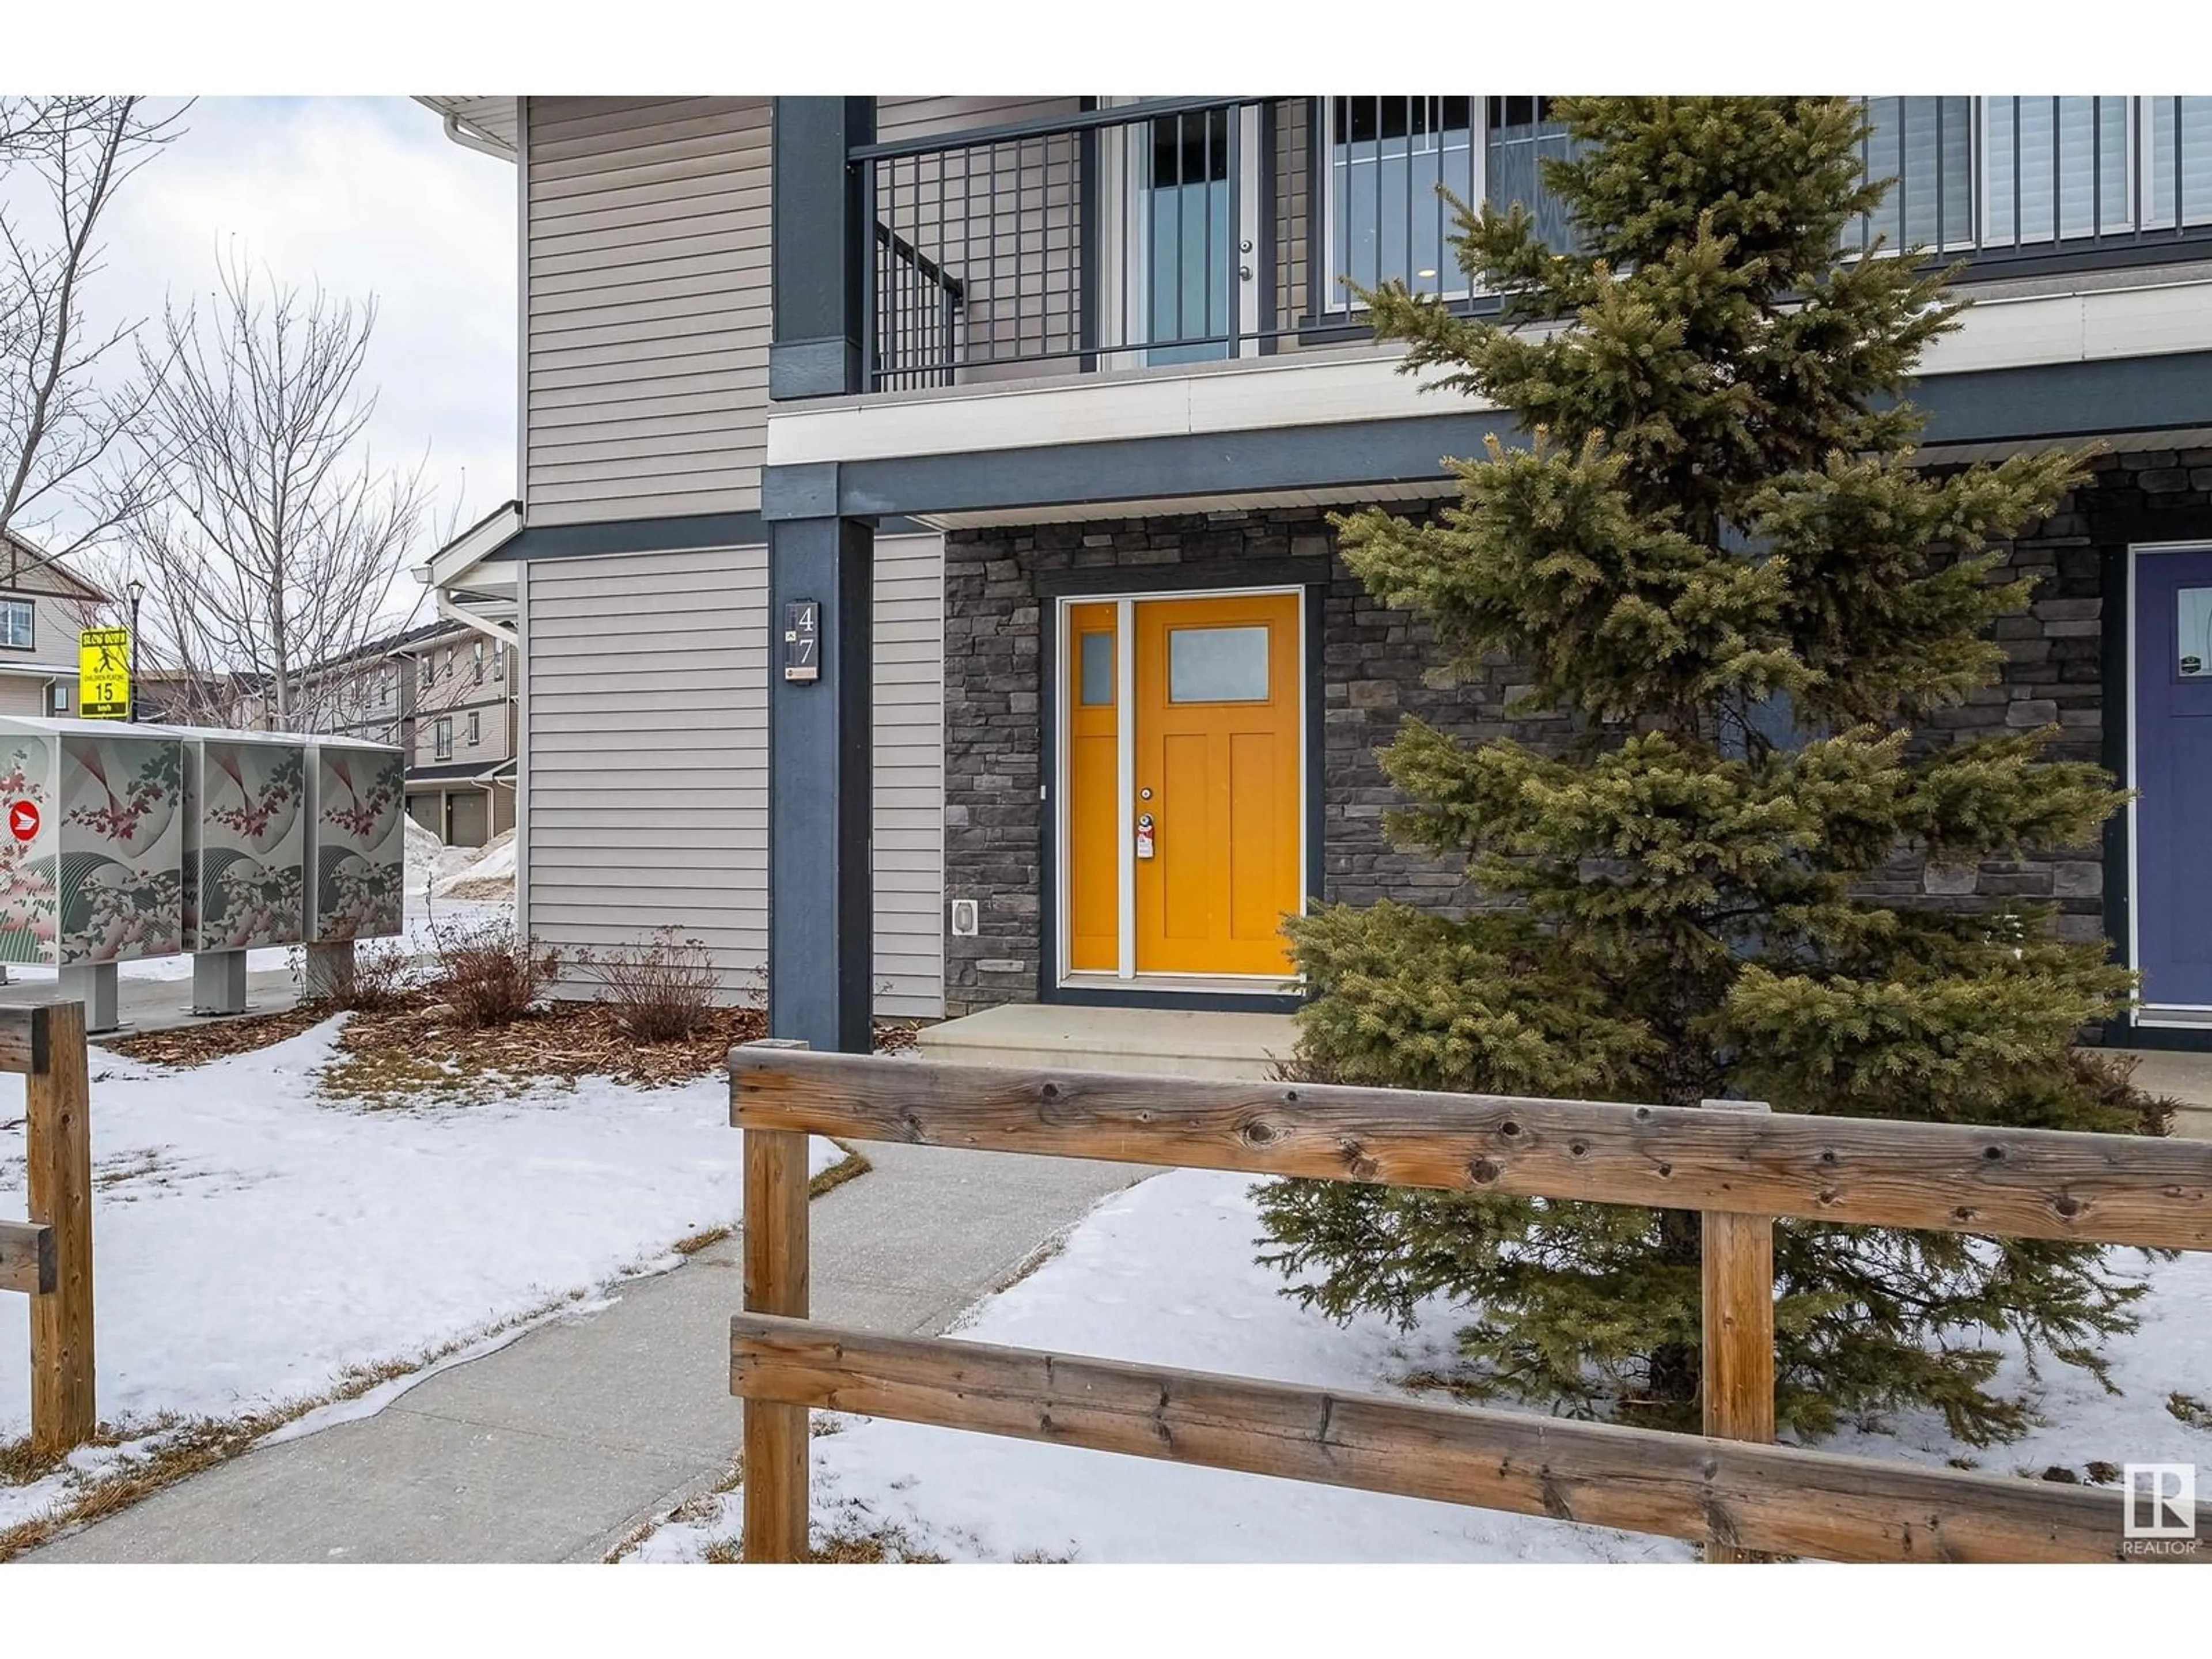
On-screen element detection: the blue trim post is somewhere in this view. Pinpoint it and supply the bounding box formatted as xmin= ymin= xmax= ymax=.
xmin=767 ymin=98 xmax=878 ymax=1052
xmin=768 ymin=516 xmax=874 ymax=1052
xmin=769 ymin=97 xmax=874 ymax=402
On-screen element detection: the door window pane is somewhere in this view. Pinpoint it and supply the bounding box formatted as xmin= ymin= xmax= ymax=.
xmin=2180 ymin=587 xmax=2212 ymax=678
xmin=1169 ymin=626 xmax=1271 ymax=703
xmin=1078 ymin=631 xmax=1115 ymax=705
xmin=1145 ymin=108 xmax=1232 ymax=365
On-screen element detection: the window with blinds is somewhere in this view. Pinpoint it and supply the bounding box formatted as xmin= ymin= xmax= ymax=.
xmin=1858 ymin=97 xmax=2212 ymax=254
xmin=1984 ymin=96 xmax=2133 ymax=243
xmin=1861 ymin=96 xmax=1976 ymax=252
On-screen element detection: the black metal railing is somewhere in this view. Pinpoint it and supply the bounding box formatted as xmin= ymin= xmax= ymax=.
xmin=873 ymin=224 xmax=964 ymax=391
xmin=858 ymin=96 xmax=2212 ymax=393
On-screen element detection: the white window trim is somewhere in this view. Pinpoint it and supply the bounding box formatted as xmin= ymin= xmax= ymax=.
xmin=0 ymin=597 xmax=35 ymax=650
xmin=434 ymin=716 xmax=453 ymax=760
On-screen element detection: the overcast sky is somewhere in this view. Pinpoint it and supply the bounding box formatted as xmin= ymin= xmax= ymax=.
xmin=74 ymin=95 xmax=515 ymax=575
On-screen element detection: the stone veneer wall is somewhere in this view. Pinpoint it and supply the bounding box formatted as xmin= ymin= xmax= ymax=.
xmin=938 ymin=451 xmax=2212 ymax=1016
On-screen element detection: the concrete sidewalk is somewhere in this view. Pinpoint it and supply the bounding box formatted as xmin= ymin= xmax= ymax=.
xmin=27 ymin=1141 xmax=1152 ymax=1563
xmin=0 ymin=965 xmax=305 ymax=1038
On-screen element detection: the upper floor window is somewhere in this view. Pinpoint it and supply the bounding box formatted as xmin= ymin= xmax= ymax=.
xmin=473 ymin=640 xmax=485 ymax=684
xmin=443 ymin=646 xmax=455 ymax=681
xmin=1326 ymin=96 xmax=1573 ymax=310
xmin=467 ymin=710 xmax=480 ymax=746
xmin=0 ymin=599 xmax=33 ymax=650
xmin=420 ymin=655 xmax=434 ymax=689
xmin=1857 ymin=97 xmax=2212 ymax=255
xmin=434 ymin=717 xmax=453 ymax=761
xmin=493 ymin=646 xmax=505 ymax=681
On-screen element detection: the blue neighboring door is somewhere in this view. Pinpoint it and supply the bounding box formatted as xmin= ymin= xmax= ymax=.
xmin=2135 ymin=547 xmax=2212 ymax=1011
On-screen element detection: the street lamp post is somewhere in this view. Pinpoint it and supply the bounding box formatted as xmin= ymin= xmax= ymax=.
xmin=125 ymin=577 xmax=143 ymax=722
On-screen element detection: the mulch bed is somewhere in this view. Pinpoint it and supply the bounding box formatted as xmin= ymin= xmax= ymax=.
xmin=104 ymin=993 xmax=919 ymax=1097
xmin=104 ymin=1006 xmax=335 ymax=1070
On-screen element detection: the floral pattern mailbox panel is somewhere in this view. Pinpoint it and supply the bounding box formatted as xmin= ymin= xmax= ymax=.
xmin=0 ymin=725 xmax=185 ymax=967
xmin=308 ymin=742 xmax=405 ymax=943
xmin=182 ymin=737 xmax=308 ymax=953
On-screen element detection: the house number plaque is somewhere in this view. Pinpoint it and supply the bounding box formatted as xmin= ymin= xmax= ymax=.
xmin=783 ymin=599 xmax=820 ymax=682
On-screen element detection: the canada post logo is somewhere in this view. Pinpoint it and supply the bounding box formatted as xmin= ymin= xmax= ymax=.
xmin=2123 ymin=1464 xmax=2198 ymax=1553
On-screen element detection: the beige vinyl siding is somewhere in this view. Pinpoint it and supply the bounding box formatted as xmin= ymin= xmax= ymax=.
xmin=873 ymin=98 xmax=1081 ymax=142
xmin=521 ymin=536 xmax=945 ymax=1017
xmin=0 ymin=675 xmax=49 ymax=717
xmin=524 ymin=97 xmax=772 ymax=527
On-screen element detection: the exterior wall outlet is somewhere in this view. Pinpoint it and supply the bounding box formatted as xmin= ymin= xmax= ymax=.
xmin=950 ymin=898 xmax=979 ymax=937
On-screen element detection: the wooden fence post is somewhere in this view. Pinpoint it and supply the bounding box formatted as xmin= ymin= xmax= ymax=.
xmin=741 ymin=1039 xmax=812 ymax=1563
xmin=29 ymin=1000 xmax=94 ymax=1457
xmin=1699 ymin=1098 xmax=1774 ymax=1564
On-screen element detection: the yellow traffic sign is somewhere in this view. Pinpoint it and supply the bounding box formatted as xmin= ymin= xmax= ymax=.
xmin=79 ymin=627 xmax=131 ymax=719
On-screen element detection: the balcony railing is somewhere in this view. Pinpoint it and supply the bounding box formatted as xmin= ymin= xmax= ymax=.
xmin=855 ymin=96 xmax=2212 ymax=394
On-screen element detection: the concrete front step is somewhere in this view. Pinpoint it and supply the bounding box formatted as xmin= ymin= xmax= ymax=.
xmin=918 ymin=1003 xmax=1298 ymax=1081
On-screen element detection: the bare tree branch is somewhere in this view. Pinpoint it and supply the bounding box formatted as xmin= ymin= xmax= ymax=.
xmin=0 ymin=96 xmax=190 ymax=559
xmin=111 ymin=255 xmax=437 ymax=732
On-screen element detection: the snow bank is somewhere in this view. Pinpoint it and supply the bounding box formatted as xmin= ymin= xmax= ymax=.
xmin=406 ymin=819 xmax=516 ymax=903
xmin=434 ymin=830 xmax=516 ymax=902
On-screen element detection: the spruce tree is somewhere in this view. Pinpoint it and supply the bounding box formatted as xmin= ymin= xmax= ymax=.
xmin=1259 ymin=96 xmax=2156 ymax=1444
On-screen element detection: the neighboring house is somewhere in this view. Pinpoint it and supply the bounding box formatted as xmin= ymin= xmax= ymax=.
xmin=418 ymin=96 xmax=2212 ymax=1049
xmin=132 ymin=667 xmax=272 ymax=728
xmin=0 ymin=528 xmax=111 ymax=718
xmin=293 ymin=617 xmax=519 ymax=847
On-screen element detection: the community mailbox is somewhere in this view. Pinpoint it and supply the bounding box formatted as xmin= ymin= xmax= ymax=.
xmin=163 ymin=727 xmax=310 ymax=953
xmin=0 ymin=717 xmax=184 ymax=967
xmin=304 ymin=735 xmax=405 ymax=942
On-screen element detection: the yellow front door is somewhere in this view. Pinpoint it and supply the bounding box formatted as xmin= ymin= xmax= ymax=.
xmin=1131 ymin=592 xmax=1301 ymax=976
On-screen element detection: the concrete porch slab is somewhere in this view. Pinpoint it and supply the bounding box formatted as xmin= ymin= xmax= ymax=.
xmin=918 ymin=1003 xmax=1298 ymax=1081
xmin=2118 ymin=1050 xmax=2212 ymax=1140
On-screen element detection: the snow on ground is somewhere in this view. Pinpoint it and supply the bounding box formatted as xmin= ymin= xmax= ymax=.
xmin=630 ymin=1168 xmax=2212 ymax=1565
xmin=0 ymin=1020 xmax=840 ymax=1531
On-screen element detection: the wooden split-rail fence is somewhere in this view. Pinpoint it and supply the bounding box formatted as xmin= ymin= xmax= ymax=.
xmin=0 ymin=1001 xmax=96 ymax=1457
xmin=729 ymin=1043 xmax=2211 ymax=1565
